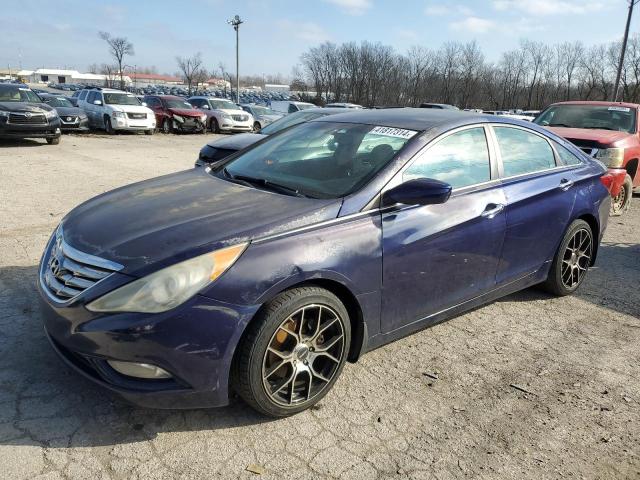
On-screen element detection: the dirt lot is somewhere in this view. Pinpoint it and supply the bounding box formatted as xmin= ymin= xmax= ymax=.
xmin=0 ymin=133 xmax=639 ymax=480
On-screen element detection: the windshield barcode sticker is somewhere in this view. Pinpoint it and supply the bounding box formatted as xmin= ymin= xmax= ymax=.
xmin=370 ymin=126 xmax=417 ymax=139
xmin=608 ymin=106 xmax=630 ymax=112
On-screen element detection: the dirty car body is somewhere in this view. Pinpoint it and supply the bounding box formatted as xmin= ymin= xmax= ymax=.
xmin=38 ymin=109 xmax=610 ymax=411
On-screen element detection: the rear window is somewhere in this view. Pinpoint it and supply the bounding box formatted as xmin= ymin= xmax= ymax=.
xmin=494 ymin=127 xmax=556 ymax=177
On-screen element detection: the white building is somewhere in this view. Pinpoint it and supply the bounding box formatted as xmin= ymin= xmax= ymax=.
xmin=264 ymin=84 xmax=290 ymax=93
xmin=17 ymin=68 xmax=131 ymax=86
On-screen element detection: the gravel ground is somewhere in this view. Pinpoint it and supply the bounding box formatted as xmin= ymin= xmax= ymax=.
xmin=0 ymin=133 xmax=639 ymax=480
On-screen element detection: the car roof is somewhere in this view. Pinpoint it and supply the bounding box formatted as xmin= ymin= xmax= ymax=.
xmin=150 ymin=95 xmax=185 ymax=100
xmin=549 ymin=100 xmax=640 ymax=109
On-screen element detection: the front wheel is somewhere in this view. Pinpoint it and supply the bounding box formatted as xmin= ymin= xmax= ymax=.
xmin=232 ymin=287 xmax=351 ymax=417
xmin=252 ymin=121 xmax=261 ymax=132
xmin=46 ymin=136 xmax=60 ymax=145
xmin=210 ymin=118 xmax=220 ymax=134
xmin=104 ymin=116 xmax=115 ymax=135
xmin=610 ymin=174 xmax=632 ymax=216
xmin=541 ymin=219 xmax=593 ymax=296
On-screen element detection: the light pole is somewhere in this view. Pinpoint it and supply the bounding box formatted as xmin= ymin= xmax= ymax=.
xmin=227 ymin=15 xmax=243 ymax=104
xmin=612 ymin=0 xmax=639 ymax=101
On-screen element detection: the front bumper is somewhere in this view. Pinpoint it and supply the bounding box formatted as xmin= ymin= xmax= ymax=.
xmin=219 ymin=119 xmax=253 ymax=132
xmin=173 ymin=117 xmax=207 ymax=133
xmin=607 ymin=167 xmax=628 ymax=197
xmin=60 ymin=117 xmax=90 ymax=132
xmin=38 ymin=277 xmax=259 ymax=409
xmin=0 ymin=118 xmax=61 ymax=139
xmin=112 ymin=115 xmax=155 ymax=131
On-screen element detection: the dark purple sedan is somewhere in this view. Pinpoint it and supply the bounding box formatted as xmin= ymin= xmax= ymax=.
xmin=38 ymin=109 xmax=610 ymax=417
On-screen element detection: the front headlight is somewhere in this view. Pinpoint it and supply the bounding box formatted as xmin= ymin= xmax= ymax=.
xmin=86 ymin=243 xmax=247 ymax=313
xmin=173 ymin=114 xmax=184 ymax=123
xmin=0 ymin=110 xmax=9 ymax=118
xmin=44 ymin=109 xmax=57 ymax=119
xmin=220 ymin=112 xmax=231 ymax=120
xmin=596 ymin=148 xmax=625 ymax=168
xmin=200 ymin=114 xmax=207 ymax=122
xmin=112 ymin=111 xmax=125 ymax=118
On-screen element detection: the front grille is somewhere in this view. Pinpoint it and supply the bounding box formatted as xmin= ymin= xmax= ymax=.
xmin=578 ymin=147 xmax=598 ymax=157
xmin=40 ymin=227 xmax=123 ymax=302
xmin=8 ymin=112 xmax=47 ymax=125
xmin=60 ymin=116 xmax=78 ymax=124
xmin=127 ymin=112 xmax=147 ymax=119
xmin=567 ymin=139 xmax=599 ymax=158
xmin=231 ymin=114 xmax=248 ymax=122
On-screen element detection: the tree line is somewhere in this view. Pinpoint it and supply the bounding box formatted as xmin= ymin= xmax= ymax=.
xmin=297 ymin=36 xmax=640 ymax=109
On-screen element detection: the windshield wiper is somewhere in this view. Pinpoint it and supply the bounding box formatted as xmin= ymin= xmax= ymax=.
xmin=548 ymin=123 xmax=572 ymax=127
xmin=223 ymin=169 xmax=307 ymax=198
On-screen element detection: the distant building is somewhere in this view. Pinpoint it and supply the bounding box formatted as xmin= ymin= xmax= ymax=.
xmin=265 ymin=84 xmax=290 ymax=93
xmin=17 ymin=68 xmax=131 ymax=86
xmin=205 ymin=78 xmax=231 ymax=89
xmin=129 ymin=73 xmax=183 ymax=86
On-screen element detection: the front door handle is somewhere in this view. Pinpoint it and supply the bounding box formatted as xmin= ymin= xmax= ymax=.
xmin=481 ymin=203 xmax=505 ymax=219
xmin=559 ymin=178 xmax=574 ymax=191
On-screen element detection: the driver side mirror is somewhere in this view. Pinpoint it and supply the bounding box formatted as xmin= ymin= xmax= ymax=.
xmin=382 ymin=178 xmax=452 ymax=207
xmin=201 ymin=104 xmax=210 ymax=110
xmin=93 ymin=100 xmax=102 ymax=105
xmin=142 ymin=102 xmax=147 ymax=107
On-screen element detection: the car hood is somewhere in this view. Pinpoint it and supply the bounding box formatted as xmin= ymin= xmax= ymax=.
xmin=206 ymin=132 xmax=266 ymax=150
xmin=110 ymin=105 xmax=153 ymax=115
xmin=61 ymin=169 xmax=341 ymax=276
xmin=545 ymin=127 xmax=631 ymax=146
xmin=168 ymin=108 xmax=203 ymax=118
xmin=54 ymin=106 xmax=84 ymax=116
xmin=0 ymin=101 xmax=54 ymax=113
xmin=218 ymin=109 xmax=248 ymax=116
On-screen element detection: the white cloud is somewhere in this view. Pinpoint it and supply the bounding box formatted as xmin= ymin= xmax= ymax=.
xmin=396 ymin=28 xmax=419 ymax=42
xmin=424 ymin=4 xmax=450 ymax=15
xmin=322 ymin=0 xmax=372 ymax=15
xmin=493 ymin=0 xmax=605 ymax=15
xmin=450 ymin=16 xmax=494 ymax=34
xmin=277 ymin=20 xmax=331 ymax=43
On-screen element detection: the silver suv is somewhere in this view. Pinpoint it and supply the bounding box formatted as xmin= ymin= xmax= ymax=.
xmin=187 ymin=97 xmax=253 ymax=133
xmin=77 ymin=88 xmax=156 ymax=134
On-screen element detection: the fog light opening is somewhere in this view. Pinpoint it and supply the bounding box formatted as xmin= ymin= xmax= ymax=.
xmin=107 ymin=360 xmax=172 ymax=379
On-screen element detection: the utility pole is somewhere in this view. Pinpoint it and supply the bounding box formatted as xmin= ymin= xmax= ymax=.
xmin=612 ymin=0 xmax=639 ymax=101
xmin=227 ymin=15 xmax=243 ymax=104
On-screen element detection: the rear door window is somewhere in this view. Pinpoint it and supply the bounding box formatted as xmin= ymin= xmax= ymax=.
xmin=554 ymin=142 xmax=583 ymax=166
xmin=493 ymin=127 xmax=556 ymax=177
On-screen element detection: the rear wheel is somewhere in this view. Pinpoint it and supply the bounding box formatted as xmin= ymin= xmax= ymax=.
xmin=541 ymin=219 xmax=593 ymax=296
xmin=253 ymin=121 xmax=261 ymax=132
xmin=610 ymin=174 xmax=632 ymax=216
xmin=161 ymin=118 xmax=172 ymax=134
xmin=145 ymin=129 xmax=154 ymax=135
xmin=232 ymin=286 xmax=351 ymax=417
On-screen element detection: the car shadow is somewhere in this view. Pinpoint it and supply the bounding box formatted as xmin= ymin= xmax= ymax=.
xmin=0 ymin=265 xmax=273 ymax=449
xmin=1 ymin=241 xmax=637 ymax=448
xmin=0 ymin=138 xmax=50 ymax=147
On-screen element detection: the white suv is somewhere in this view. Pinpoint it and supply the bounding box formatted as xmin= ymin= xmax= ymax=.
xmin=77 ymin=88 xmax=156 ymax=134
xmin=187 ymin=97 xmax=253 ymax=133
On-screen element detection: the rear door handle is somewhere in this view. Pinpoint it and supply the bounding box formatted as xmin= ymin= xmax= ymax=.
xmin=559 ymin=178 xmax=574 ymax=191
xmin=481 ymin=203 xmax=505 ymax=219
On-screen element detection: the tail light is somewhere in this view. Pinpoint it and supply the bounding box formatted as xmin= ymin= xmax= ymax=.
xmin=600 ymin=172 xmax=614 ymax=193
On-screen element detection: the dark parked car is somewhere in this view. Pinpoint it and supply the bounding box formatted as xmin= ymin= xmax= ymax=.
xmin=143 ymin=95 xmax=208 ymax=134
xmin=196 ymin=107 xmax=347 ymax=166
xmin=419 ymin=103 xmax=459 ymax=110
xmin=38 ymin=109 xmax=610 ymax=417
xmin=40 ymin=94 xmax=89 ymax=132
xmin=0 ymin=84 xmax=61 ymax=144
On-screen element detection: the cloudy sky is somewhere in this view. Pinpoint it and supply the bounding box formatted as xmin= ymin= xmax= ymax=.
xmin=0 ymin=0 xmax=635 ymax=77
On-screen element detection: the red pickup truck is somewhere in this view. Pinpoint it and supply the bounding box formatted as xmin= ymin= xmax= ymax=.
xmin=534 ymin=101 xmax=638 ymax=215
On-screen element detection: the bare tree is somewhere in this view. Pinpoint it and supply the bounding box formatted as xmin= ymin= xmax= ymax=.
xmin=176 ymin=53 xmax=206 ymax=95
xmin=98 ymin=31 xmax=134 ymax=90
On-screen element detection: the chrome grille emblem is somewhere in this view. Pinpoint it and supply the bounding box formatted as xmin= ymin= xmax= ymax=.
xmin=25 ymin=112 xmax=32 ymax=118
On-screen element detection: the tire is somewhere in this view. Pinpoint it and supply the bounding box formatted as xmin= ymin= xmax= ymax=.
xmin=232 ymin=286 xmax=351 ymax=417
xmin=46 ymin=136 xmax=60 ymax=145
xmin=145 ymin=129 xmax=154 ymax=135
xmin=161 ymin=118 xmax=172 ymax=134
xmin=253 ymin=121 xmax=261 ymax=132
xmin=610 ymin=174 xmax=632 ymax=216
xmin=210 ymin=118 xmax=220 ymax=134
xmin=541 ymin=219 xmax=594 ymax=296
xmin=104 ymin=116 xmax=115 ymax=135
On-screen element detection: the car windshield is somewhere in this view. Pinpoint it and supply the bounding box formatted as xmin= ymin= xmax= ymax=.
xmin=164 ymin=99 xmax=193 ymax=109
xmin=0 ymin=87 xmax=42 ymax=103
xmin=534 ymin=105 xmax=637 ymax=133
xmin=251 ymin=105 xmax=276 ymax=116
xmin=260 ymin=110 xmax=325 ymax=135
xmin=104 ymin=93 xmax=141 ymax=106
xmin=211 ymin=99 xmax=239 ymax=110
xmin=218 ymin=121 xmax=417 ymax=198
xmin=44 ymin=96 xmax=73 ymax=107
